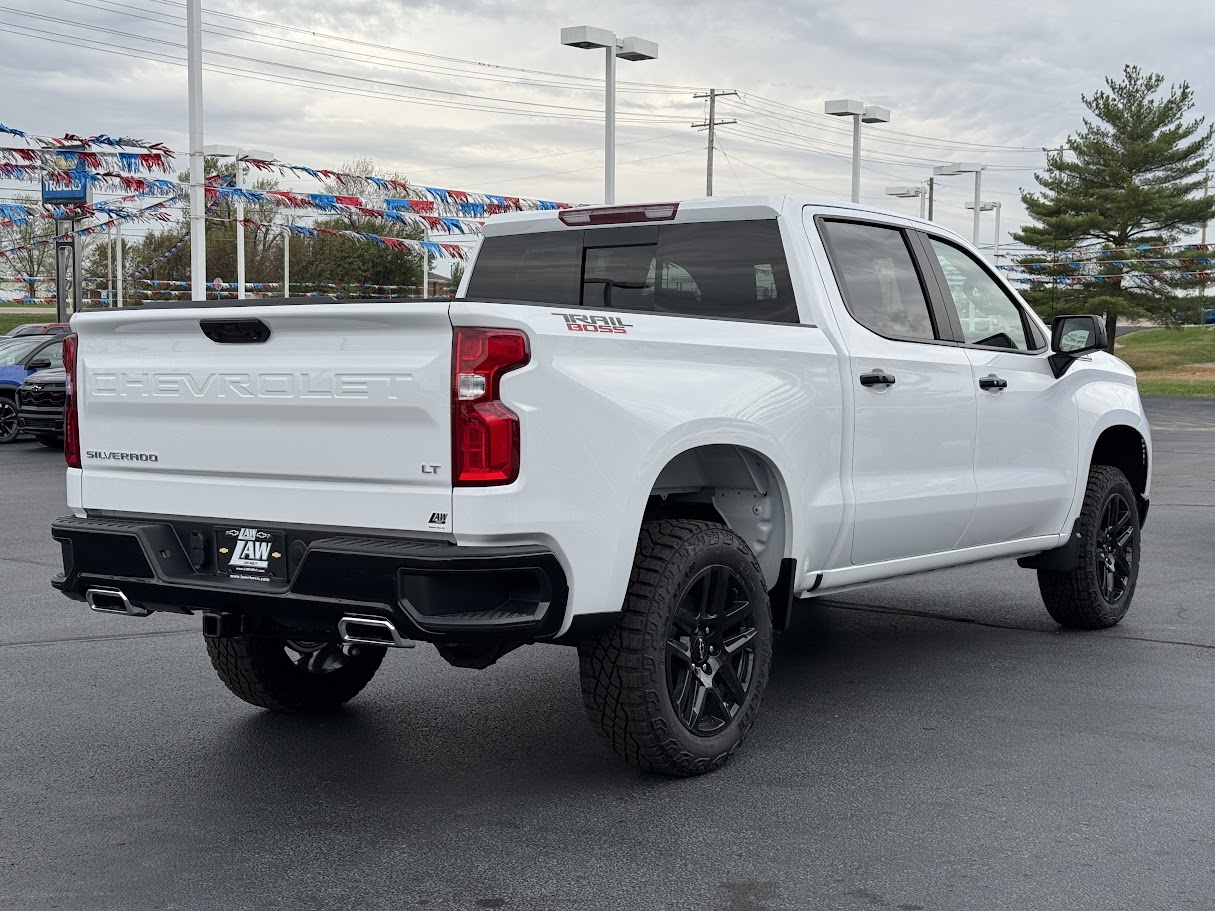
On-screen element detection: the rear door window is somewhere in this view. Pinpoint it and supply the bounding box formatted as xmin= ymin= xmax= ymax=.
xmin=819 ymin=220 xmax=938 ymax=342
xmin=466 ymin=219 xmax=799 ymax=323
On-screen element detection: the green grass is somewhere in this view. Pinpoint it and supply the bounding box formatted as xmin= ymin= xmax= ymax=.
xmin=1116 ymin=326 xmax=1215 ymax=372
xmin=0 ymin=312 xmax=57 ymax=336
xmin=1115 ymin=326 xmax=1215 ymax=398
xmin=1137 ymin=378 xmax=1215 ymax=397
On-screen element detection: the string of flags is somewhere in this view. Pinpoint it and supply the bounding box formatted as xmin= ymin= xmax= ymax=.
xmin=0 ymin=147 xmax=174 ymax=175
xmin=0 ymin=124 xmax=172 ymax=154
xmin=240 ymin=155 xmax=570 ymax=214
xmin=0 ymin=187 xmax=186 ymax=228
xmin=209 ymin=186 xmax=485 ymax=234
xmin=0 ymin=198 xmax=180 ymax=261
xmin=241 ymin=219 xmax=470 ymax=259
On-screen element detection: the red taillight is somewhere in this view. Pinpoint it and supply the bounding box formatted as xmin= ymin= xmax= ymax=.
xmin=452 ymin=327 xmax=529 ymax=486
xmin=62 ymin=332 xmax=80 ymax=469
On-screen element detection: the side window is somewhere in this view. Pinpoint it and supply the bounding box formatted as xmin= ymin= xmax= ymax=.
xmin=34 ymin=339 xmax=63 ymax=367
xmin=929 ymin=239 xmax=1030 ymax=350
xmin=654 ymin=221 xmax=799 ymax=322
xmin=821 ymin=221 xmax=937 ymax=341
xmin=466 ymin=232 xmax=582 ymax=304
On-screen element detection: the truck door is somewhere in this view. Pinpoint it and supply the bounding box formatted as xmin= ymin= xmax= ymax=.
xmin=814 ymin=217 xmax=979 ymax=565
xmin=916 ymin=234 xmax=1080 ymax=546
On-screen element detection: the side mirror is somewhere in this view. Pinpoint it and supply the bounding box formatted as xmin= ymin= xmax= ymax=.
xmin=26 ymin=358 xmax=52 ymax=371
xmin=1048 ymin=314 xmax=1107 ymax=378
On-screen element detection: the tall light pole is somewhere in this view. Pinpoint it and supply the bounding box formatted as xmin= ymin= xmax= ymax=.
xmin=825 ymin=99 xmax=891 ymax=203
xmin=966 ymin=201 xmax=1003 ymax=260
xmin=204 ymin=145 xmax=274 ymax=299
xmin=934 ymin=161 xmax=986 ymax=245
xmin=886 ymin=185 xmax=928 ymax=220
xmin=186 ymin=0 xmax=205 ymax=302
xmin=561 ymin=26 xmax=658 ymax=204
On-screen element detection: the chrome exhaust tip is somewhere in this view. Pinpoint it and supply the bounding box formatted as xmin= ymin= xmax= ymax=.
xmin=85 ymin=587 xmax=150 ymax=617
xmin=337 ymin=615 xmax=415 ymax=649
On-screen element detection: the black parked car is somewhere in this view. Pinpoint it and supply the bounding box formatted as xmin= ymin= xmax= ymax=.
xmin=16 ymin=367 xmax=66 ymax=448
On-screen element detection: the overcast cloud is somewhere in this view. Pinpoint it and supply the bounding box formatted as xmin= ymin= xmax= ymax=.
xmin=3 ymin=0 xmax=1215 ymax=250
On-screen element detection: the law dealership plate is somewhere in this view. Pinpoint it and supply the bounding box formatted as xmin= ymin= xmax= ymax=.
xmin=215 ymin=526 xmax=287 ymax=582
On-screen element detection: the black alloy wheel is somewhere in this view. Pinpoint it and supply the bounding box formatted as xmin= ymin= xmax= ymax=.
xmin=1095 ymin=492 xmax=1135 ymax=603
xmin=666 ymin=564 xmax=759 ymax=736
xmin=284 ymin=640 xmax=354 ymax=674
xmin=1037 ymin=465 xmax=1141 ymax=629
xmin=0 ymin=398 xmax=18 ymax=443
xmin=577 ymin=519 xmax=773 ymax=775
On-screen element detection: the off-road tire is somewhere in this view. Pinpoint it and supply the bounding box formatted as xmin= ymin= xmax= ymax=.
xmin=34 ymin=434 xmax=62 ymax=449
xmin=205 ymin=635 xmax=386 ymax=712
xmin=1038 ymin=465 xmax=1141 ymax=629
xmin=577 ymin=519 xmax=773 ymax=776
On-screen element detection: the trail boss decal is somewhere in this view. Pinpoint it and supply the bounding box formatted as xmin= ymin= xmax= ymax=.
xmin=551 ymin=312 xmax=632 ymax=335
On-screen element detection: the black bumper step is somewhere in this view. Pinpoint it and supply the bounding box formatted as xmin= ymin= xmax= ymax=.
xmin=51 ymin=516 xmax=568 ymax=643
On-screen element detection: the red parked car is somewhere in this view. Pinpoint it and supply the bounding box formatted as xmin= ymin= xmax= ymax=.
xmin=3 ymin=322 xmax=71 ymax=338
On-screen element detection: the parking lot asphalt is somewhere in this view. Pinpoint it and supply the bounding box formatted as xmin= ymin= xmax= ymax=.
xmin=2 ymin=396 xmax=1213 ymax=911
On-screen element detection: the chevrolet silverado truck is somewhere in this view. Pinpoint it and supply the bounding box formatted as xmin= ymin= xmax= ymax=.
xmin=51 ymin=196 xmax=1151 ymax=776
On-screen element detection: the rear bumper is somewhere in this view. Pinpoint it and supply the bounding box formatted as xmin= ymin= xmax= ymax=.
xmin=51 ymin=515 xmax=569 ymax=643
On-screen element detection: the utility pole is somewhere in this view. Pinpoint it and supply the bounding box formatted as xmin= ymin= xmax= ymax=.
xmin=693 ymin=89 xmax=736 ymax=197
xmin=926 ymin=177 xmax=934 ymax=221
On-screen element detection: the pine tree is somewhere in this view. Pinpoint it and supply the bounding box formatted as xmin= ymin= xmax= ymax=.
xmin=1013 ymin=65 xmax=1215 ymax=344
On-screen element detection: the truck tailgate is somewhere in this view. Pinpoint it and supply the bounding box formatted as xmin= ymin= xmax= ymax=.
xmin=72 ymin=302 xmax=454 ymax=534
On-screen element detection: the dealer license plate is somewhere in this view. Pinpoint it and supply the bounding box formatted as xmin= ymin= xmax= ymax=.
xmin=215 ymin=526 xmax=287 ymax=582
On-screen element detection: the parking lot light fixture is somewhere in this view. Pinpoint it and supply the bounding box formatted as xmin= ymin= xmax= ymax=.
xmin=966 ymin=200 xmax=1003 ymax=259
xmin=826 ymin=99 xmax=891 ymax=203
xmin=886 ymin=185 xmax=928 ymax=220
xmin=934 ymin=162 xmax=986 ymax=244
xmin=562 ymin=26 xmax=658 ymax=205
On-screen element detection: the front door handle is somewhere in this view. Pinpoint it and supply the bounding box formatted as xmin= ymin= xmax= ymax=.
xmin=979 ymin=374 xmax=1008 ymax=391
xmin=859 ymin=370 xmax=896 ymax=388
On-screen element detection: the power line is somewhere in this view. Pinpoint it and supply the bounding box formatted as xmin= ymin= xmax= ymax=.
xmin=0 ymin=19 xmax=687 ymax=125
xmin=736 ymin=93 xmax=1046 ymax=153
xmin=133 ymin=0 xmax=709 ymax=93
xmin=4 ymin=9 xmax=686 ymax=122
xmin=60 ymin=0 xmax=693 ymax=97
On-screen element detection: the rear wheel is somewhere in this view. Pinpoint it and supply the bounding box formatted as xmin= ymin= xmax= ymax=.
xmin=577 ymin=519 xmax=773 ymax=776
xmin=34 ymin=434 xmax=62 ymax=449
xmin=0 ymin=398 xmax=18 ymax=443
xmin=1038 ymin=465 xmax=1141 ymax=629
xmin=205 ymin=635 xmax=386 ymax=712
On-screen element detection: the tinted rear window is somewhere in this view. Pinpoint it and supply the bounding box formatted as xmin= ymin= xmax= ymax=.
xmin=466 ymin=220 xmax=799 ymax=323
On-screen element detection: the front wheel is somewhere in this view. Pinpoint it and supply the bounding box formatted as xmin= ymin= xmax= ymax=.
xmin=577 ymin=519 xmax=773 ymax=776
xmin=0 ymin=398 xmax=19 ymax=443
xmin=1038 ymin=465 xmax=1141 ymax=629
xmin=205 ymin=635 xmax=386 ymax=712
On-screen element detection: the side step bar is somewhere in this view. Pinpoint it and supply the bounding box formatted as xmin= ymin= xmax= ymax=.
xmin=85 ymin=587 xmax=151 ymax=617
xmin=338 ymin=615 xmax=416 ymax=649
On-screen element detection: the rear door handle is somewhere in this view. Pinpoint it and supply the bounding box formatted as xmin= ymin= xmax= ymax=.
xmin=979 ymin=374 xmax=1008 ymax=391
xmin=859 ymin=370 xmax=896 ymax=388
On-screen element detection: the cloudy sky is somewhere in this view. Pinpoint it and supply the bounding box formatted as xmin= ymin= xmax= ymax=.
xmin=3 ymin=0 xmax=1215 ymax=253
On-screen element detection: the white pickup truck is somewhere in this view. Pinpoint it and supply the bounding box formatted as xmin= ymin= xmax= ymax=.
xmin=52 ymin=196 xmax=1151 ymax=776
